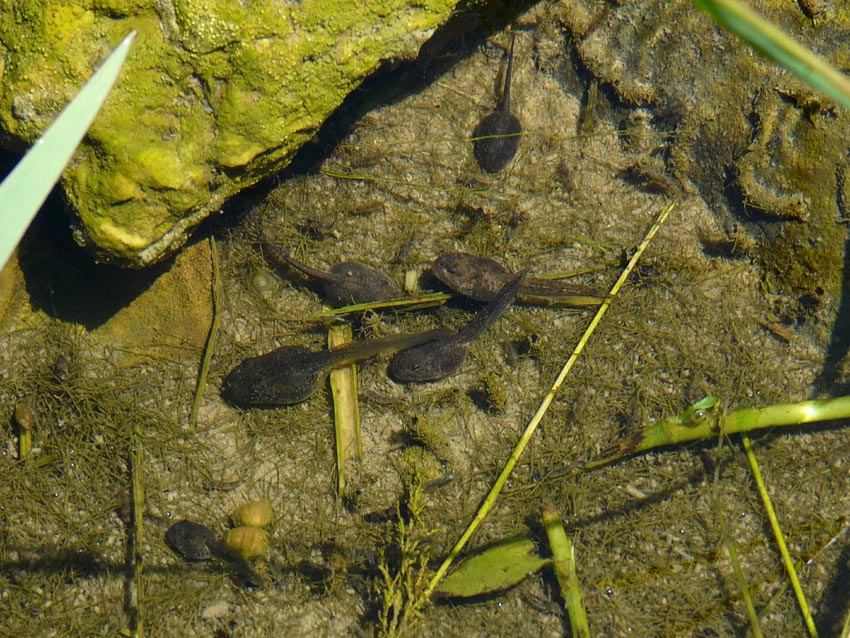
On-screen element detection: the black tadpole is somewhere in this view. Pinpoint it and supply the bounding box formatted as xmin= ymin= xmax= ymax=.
xmin=262 ymin=232 xmax=400 ymax=307
xmin=165 ymin=519 xmax=264 ymax=588
xmin=387 ymin=270 xmax=526 ymax=382
xmin=432 ymin=252 xmax=604 ymax=308
xmin=472 ymin=32 xmax=522 ymax=173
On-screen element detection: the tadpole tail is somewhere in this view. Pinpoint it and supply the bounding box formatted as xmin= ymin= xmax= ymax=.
xmin=324 ymin=327 xmax=452 ymax=367
xmin=500 ymin=31 xmax=516 ymax=112
xmin=260 ymin=231 xmax=328 ymax=281
xmin=456 ymin=270 xmax=526 ymax=345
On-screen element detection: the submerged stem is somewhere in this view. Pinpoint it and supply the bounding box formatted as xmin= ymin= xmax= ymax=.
xmin=588 ymin=395 xmax=850 ymax=467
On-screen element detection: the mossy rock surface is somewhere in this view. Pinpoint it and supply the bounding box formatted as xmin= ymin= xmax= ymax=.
xmin=561 ymin=0 xmax=850 ymax=298
xmin=0 ymin=0 xmax=457 ymax=266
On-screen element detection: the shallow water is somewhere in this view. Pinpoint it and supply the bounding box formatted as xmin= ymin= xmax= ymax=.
xmin=2 ymin=4 xmax=850 ymax=637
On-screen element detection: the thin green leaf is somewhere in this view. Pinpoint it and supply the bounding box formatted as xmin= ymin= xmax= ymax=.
xmin=0 ymin=31 xmax=136 ymax=271
xmin=693 ymin=0 xmax=850 ymax=109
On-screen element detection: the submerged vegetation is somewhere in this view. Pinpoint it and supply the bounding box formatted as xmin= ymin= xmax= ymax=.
xmin=3 ymin=1 xmax=850 ymax=637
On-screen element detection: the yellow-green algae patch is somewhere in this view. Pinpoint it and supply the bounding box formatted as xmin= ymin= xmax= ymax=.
xmin=0 ymin=0 xmax=458 ymax=265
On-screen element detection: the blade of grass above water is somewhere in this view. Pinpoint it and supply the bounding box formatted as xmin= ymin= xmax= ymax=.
xmin=0 ymin=31 xmax=135 ymax=271
xmin=693 ymin=0 xmax=850 ymax=109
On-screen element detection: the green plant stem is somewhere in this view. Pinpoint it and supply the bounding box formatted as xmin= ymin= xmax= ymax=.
xmin=741 ymin=434 xmax=817 ymax=637
xmin=692 ymin=0 xmax=850 ymax=109
xmin=588 ymin=395 xmax=850 ymax=467
xmin=540 ymin=504 xmax=589 ymax=638
xmin=18 ymin=429 xmax=31 ymax=460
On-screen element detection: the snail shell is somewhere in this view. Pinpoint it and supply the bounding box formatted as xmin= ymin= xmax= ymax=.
xmin=225 ymin=526 xmax=269 ymax=559
xmin=231 ymin=498 xmax=274 ymax=528
xmin=248 ymin=267 xmax=280 ymax=300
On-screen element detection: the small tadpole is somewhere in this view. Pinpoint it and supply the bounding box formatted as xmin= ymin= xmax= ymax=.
xmin=165 ymin=519 xmax=264 ymax=588
xmin=387 ymin=271 xmax=526 ymax=382
xmin=261 ymin=231 xmax=400 ymax=307
xmin=472 ymin=32 xmax=522 ymax=173
xmin=221 ymin=328 xmax=449 ymax=406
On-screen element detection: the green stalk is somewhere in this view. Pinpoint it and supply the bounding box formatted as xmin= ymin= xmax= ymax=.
xmin=588 ymin=395 xmax=850 ymax=467
xmin=742 ymin=435 xmax=817 ymax=637
xmin=540 ymin=504 xmax=589 ymax=638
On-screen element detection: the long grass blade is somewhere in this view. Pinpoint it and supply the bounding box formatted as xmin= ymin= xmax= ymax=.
xmin=693 ymin=0 xmax=850 ymax=109
xmin=0 ymin=31 xmax=135 ymax=271
xmin=741 ymin=434 xmax=817 ymax=637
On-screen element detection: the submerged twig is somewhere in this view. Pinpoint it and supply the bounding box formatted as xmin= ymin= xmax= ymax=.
xmin=424 ymin=201 xmax=677 ymax=597
xmin=190 ymin=236 xmax=221 ymax=428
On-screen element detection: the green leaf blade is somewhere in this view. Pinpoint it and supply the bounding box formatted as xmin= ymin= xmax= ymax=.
xmin=435 ymin=536 xmax=550 ymax=598
xmin=693 ymin=0 xmax=850 ymax=110
xmin=0 ymin=31 xmax=136 ymax=271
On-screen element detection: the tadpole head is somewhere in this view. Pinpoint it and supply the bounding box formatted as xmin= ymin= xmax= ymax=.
xmin=387 ymin=341 xmax=466 ymax=383
xmin=221 ymin=358 xmax=267 ymax=406
xmin=324 ymin=262 xmax=400 ymax=306
xmin=221 ymin=346 xmax=324 ymax=406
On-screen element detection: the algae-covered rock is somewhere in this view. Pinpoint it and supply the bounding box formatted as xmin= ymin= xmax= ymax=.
xmin=0 ymin=0 xmax=458 ymax=266
xmin=558 ymin=0 xmax=850 ymax=298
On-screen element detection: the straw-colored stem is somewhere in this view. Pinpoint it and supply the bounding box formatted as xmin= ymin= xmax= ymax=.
xmin=741 ymin=434 xmax=817 ymax=637
xmin=329 ymin=324 xmax=361 ymax=497
xmin=424 ymin=201 xmax=676 ymax=597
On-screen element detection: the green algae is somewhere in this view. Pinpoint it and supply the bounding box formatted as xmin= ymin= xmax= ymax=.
xmin=0 ymin=0 xmax=459 ymax=265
